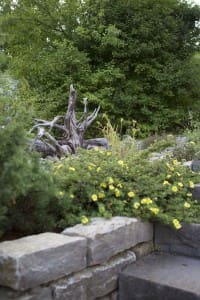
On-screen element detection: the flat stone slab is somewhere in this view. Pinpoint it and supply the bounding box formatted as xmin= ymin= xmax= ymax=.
xmin=119 ymin=253 xmax=200 ymax=300
xmin=63 ymin=217 xmax=153 ymax=265
xmin=0 ymin=232 xmax=87 ymax=290
xmin=155 ymin=223 xmax=200 ymax=258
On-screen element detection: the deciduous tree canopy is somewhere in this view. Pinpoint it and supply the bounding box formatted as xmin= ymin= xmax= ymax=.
xmin=1 ymin=0 xmax=200 ymax=135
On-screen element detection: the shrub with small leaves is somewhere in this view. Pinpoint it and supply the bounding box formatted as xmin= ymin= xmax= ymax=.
xmin=52 ymin=147 xmax=200 ymax=230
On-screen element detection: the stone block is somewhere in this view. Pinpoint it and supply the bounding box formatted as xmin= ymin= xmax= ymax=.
xmin=95 ymin=296 xmax=110 ymax=300
xmin=63 ymin=217 xmax=153 ymax=265
xmin=191 ymin=160 xmax=200 ymax=173
xmin=87 ymin=251 xmax=135 ymax=299
xmin=0 ymin=233 xmax=87 ymax=290
xmin=0 ymin=286 xmax=52 ymax=300
xmin=131 ymin=241 xmax=153 ymax=259
xmin=52 ymin=271 xmax=90 ymax=300
xmin=182 ymin=161 xmax=193 ymax=168
xmin=192 ymin=183 xmax=200 ymax=201
xmin=110 ymin=291 xmax=118 ymax=300
xmin=119 ymin=253 xmax=200 ymax=300
xmin=52 ymin=250 xmax=135 ymax=300
xmin=155 ymin=223 xmax=200 ymax=258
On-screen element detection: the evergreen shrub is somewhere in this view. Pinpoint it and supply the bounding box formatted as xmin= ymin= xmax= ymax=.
xmin=0 ymin=95 xmax=58 ymax=238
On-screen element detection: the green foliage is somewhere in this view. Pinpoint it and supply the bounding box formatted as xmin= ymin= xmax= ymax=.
xmin=143 ymin=134 xmax=176 ymax=153
xmin=173 ymin=126 xmax=200 ymax=161
xmin=51 ymin=147 xmax=200 ymax=229
xmin=0 ymin=0 xmax=200 ymax=134
xmin=1 ymin=100 xmax=200 ymax=238
xmin=0 ymin=95 xmax=59 ymax=237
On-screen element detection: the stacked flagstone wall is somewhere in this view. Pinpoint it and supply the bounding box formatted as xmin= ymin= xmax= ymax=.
xmin=0 ymin=217 xmax=153 ymax=300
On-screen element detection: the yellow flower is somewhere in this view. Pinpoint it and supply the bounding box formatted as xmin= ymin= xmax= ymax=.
xmin=91 ymin=194 xmax=98 ymax=201
xmin=128 ymin=191 xmax=135 ymax=198
xmin=109 ymin=184 xmax=115 ymax=190
xmin=169 ymin=166 xmax=174 ymax=172
xmin=141 ymin=197 xmax=153 ymax=205
xmin=166 ymin=174 xmax=172 ymax=179
xmin=184 ymin=202 xmax=191 ymax=208
xmin=115 ymin=188 xmax=121 ymax=198
xmin=70 ymin=194 xmax=74 ymax=199
xmin=133 ymin=202 xmax=140 ymax=209
xmin=100 ymin=182 xmax=107 ymax=189
xmin=98 ymin=192 xmax=105 ymax=199
xmin=58 ymin=191 xmax=64 ymax=197
xmin=117 ymin=183 xmax=123 ymax=188
xmin=81 ymin=216 xmax=89 ymax=225
xmin=150 ymin=207 xmax=159 ymax=215
xmin=171 ymin=186 xmax=178 ymax=193
xmin=88 ymin=163 xmax=96 ymax=170
xmin=56 ymin=164 xmax=63 ymax=170
xmin=187 ymin=192 xmax=192 ymax=197
xmin=189 ymin=141 xmax=195 ymax=145
xmin=178 ymin=182 xmax=183 ymax=188
xmin=89 ymin=163 xmax=96 ymax=167
xmin=69 ymin=167 xmax=76 ymax=171
xmin=172 ymin=219 xmax=182 ymax=230
xmin=172 ymin=159 xmax=178 ymax=165
xmin=96 ymin=167 xmax=101 ymax=172
xmin=109 ymin=177 xmax=114 ymax=184
xmin=106 ymin=151 xmax=112 ymax=156
xmin=189 ymin=181 xmax=194 ymax=188
xmin=117 ymin=160 xmax=124 ymax=166
xmin=163 ymin=180 xmax=170 ymax=186
xmin=176 ymin=172 xmax=181 ymax=177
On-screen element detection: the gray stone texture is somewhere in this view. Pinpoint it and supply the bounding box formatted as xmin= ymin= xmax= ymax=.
xmin=52 ymin=251 xmax=135 ymax=300
xmin=182 ymin=161 xmax=193 ymax=168
xmin=131 ymin=241 xmax=153 ymax=259
xmin=155 ymin=223 xmax=200 ymax=258
xmin=110 ymin=291 xmax=118 ymax=300
xmin=0 ymin=233 xmax=87 ymax=291
xmin=0 ymin=286 xmax=52 ymax=300
xmin=87 ymin=251 xmax=135 ymax=299
xmin=96 ymin=297 xmax=110 ymax=300
xmin=191 ymin=160 xmax=200 ymax=172
xmin=52 ymin=270 xmax=90 ymax=300
xmin=63 ymin=217 xmax=153 ymax=265
xmin=192 ymin=183 xmax=200 ymax=201
xmin=119 ymin=253 xmax=200 ymax=300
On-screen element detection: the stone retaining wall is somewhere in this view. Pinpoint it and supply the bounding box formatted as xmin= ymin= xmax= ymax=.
xmin=155 ymin=222 xmax=200 ymax=258
xmin=0 ymin=217 xmax=153 ymax=300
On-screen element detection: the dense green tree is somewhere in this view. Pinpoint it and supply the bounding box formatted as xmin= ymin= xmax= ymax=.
xmin=1 ymin=0 xmax=200 ymax=135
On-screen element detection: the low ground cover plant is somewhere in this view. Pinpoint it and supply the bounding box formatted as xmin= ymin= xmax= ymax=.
xmin=52 ymin=147 xmax=200 ymax=230
xmin=1 ymin=94 xmax=200 ymax=239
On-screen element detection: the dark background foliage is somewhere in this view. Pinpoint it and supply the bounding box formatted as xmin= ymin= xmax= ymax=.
xmin=0 ymin=0 xmax=200 ymax=136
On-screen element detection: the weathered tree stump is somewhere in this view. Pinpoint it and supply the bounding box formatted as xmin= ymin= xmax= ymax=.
xmin=30 ymin=85 xmax=109 ymax=157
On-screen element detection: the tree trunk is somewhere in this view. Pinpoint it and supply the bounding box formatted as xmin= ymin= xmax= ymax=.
xmin=30 ymin=84 xmax=109 ymax=157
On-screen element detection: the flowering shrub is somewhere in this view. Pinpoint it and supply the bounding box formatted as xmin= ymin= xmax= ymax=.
xmin=52 ymin=148 xmax=200 ymax=230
